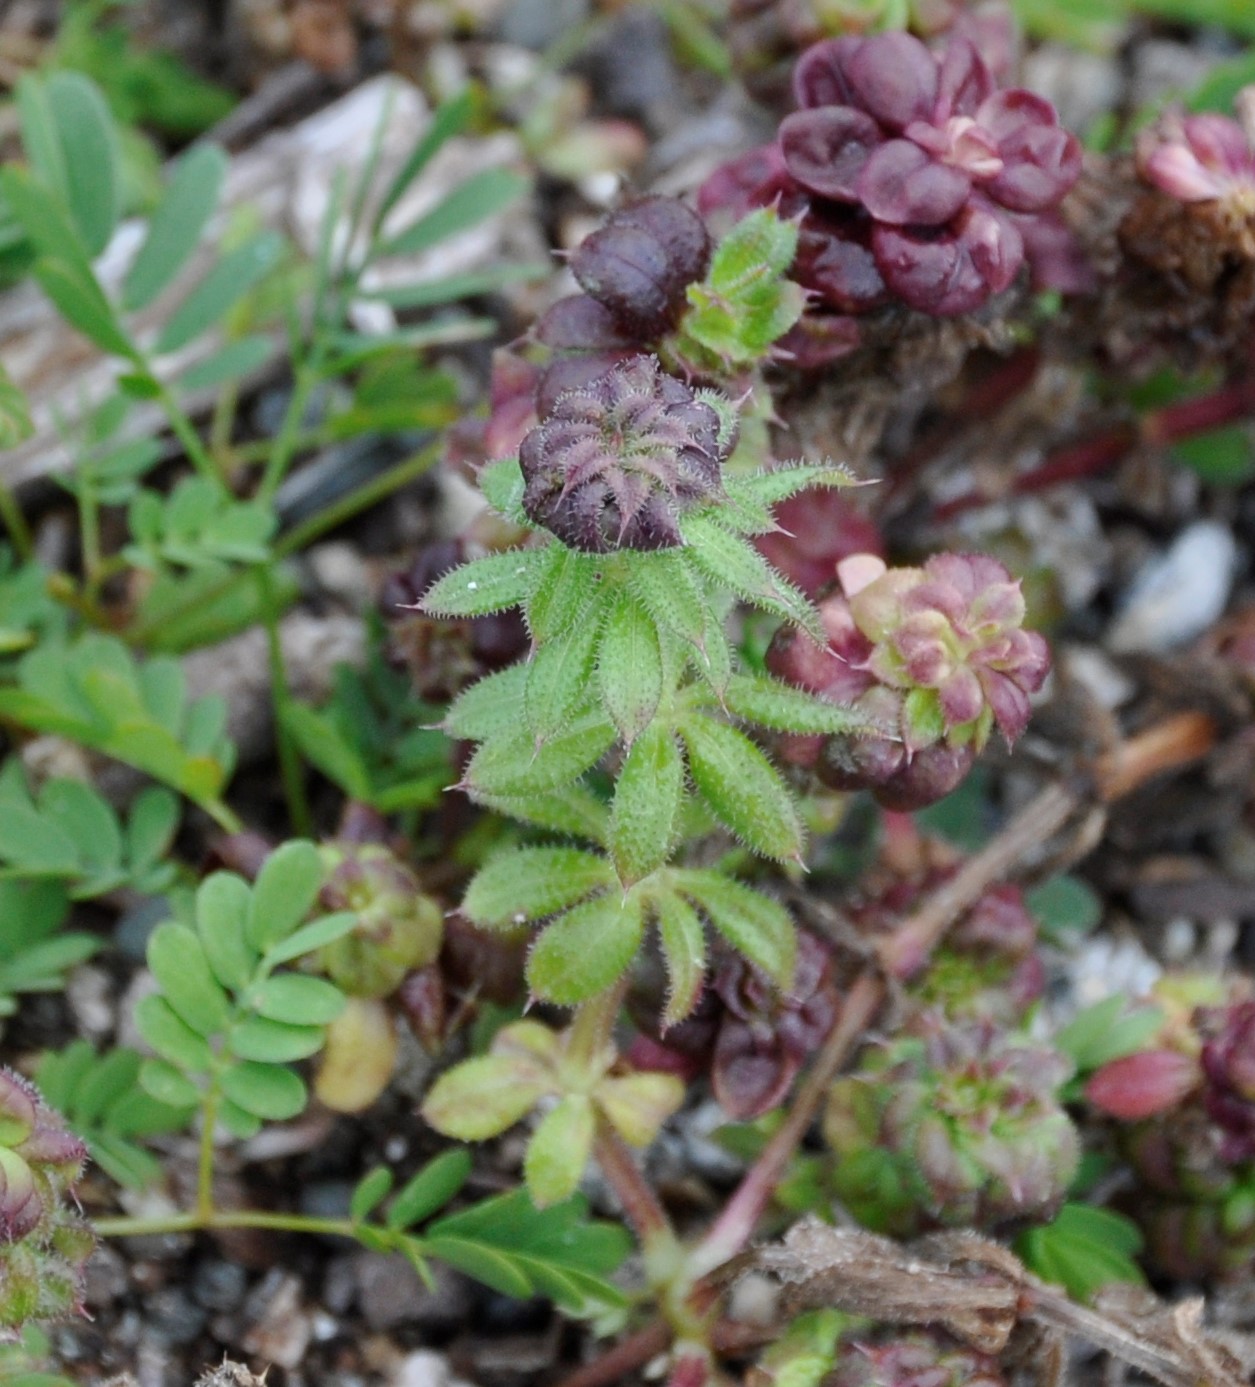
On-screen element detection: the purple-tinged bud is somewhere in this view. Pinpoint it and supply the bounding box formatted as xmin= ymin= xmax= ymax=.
xmin=1087 ymin=1050 xmax=1201 ymax=1122
xmin=711 ymin=931 xmax=840 ymax=1120
xmin=0 ymin=1069 xmax=93 ymax=1335
xmin=766 ymin=551 xmax=1047 ymax=810
xmin=570 ymin=197 xmax=712 ymax=338
xmin=0 ymin=1150 xmax=40 ymax=1244
xmin=519 ymin=355 xmax=732 ymax=553
xmin=832 ymin=1330 xmax=1006 ymax=1387
xmin=0 ymin=1073 xmax=37 ymax=1150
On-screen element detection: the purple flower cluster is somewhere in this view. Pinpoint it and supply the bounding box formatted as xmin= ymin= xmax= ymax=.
xmin=702 ymin=31 xmax=1080 ymax=321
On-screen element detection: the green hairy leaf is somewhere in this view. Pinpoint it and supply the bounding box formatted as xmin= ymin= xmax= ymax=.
xmin=674 ymin=869 xmax=797 ymax=988
xmin=679 ymin=712 xmax=804 ymax=863
xmin=463 ymin=713 xmax=616 ymax=798
xmin=597 ymin=595 xmax=664 ymax=747
xmin=527 ymin=890 xmax=646 ymax=1004
xmin=610 ymin=724 xmax=683 ymax=885
xmin=655 ymin=890 xmax=707 ymax=1029
xmin=463 ymin=846 xmax=616 ymax=929
xmin=681 ymin=515 xmax=823 ymax=642
xmin=525 ymin=1096 xmax=595 ymax=1207
xmin=420 ymin=548 xmax=543 ymax=618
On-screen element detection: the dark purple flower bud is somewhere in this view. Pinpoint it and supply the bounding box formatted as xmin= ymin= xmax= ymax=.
xmin=711 ymin=931 xmax=839 ymax=1120
xmin=729 ymin=29 xmax=1083 ymax=319
xmin=535 ymin=295 xmax=637 ymax=352
xmin=1200 ymin=1001 xmax=1255 ymax=1162
xmin=570 ymin=197 xmax=712 ymax=338
xmin=519 ymin=355 xmax=732 ymax=553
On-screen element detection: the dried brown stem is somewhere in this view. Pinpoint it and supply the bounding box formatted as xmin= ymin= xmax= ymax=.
xmin=878 ymin=779 xmax=1082 ymax=979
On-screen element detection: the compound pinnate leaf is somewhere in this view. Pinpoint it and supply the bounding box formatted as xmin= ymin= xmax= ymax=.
xmin=146 ymin=921 xmax=232 ymax=1036
xmin=610 ymin=723 xmax=683 ymax=885
xmin=195 ymin=871 xmax=253 ymax=991
xmin=135 ymin=995 xmax=213 ymax=1072
xmin=463 ymin=847 xmax=616 ymax=929
xmin=155 ymin=231 xmax=286 ymax=355
xmin=140 ymin=1058 xmax=201 ymax=1109
xmin=264 ymin=911 xmax=358 ymax=966
xmin=675 ymin=870 xmax=796 ymax=989
xmin=386 ymin=1149 xmax=472 ymax=1230
xmin=246 ymin=840 xmax=325 ymax=952
xmin=527 ymin=890 xmax=645 ymax=1005
xmin=228 ymin=1017 xmax=327 ymax=1063
xmin=525 ymin=1095 xmax=595 ymax=1207
xmin=597 ymin=595 xmax=664 ymax=746
xmin=220 ymin=1061 xmax=307 ymax=1120
xmin=123 ymin=142 xmax=228 ymax=311
xmin=350 ymin=1167 xmax=394 ymax=1222
xmin=423 ymin=1190 xmax=631 ymax=1312
xmin=679 ymin=713 xmax=804 ymax=863
xmin=250 ymin=974 xmax=345 ymax=1027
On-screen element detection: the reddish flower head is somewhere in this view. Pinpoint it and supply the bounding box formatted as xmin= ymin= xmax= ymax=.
xmin=702 ymin=31 xmax=1080 ymax=321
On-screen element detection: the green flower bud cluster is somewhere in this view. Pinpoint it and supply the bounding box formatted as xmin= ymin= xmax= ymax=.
xmin=824 ymin=1012 xmax=1078 ymax=1237
xmin=0 ymin=1069 xmax=94 ymax=1337
xmin=317 ymin=841 xmax=443 ymax=998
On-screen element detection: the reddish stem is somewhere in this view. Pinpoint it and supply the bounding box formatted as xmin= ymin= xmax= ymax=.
xmin=593 ymin=1120 xmax=674 ymax=1248
xmin=555 ymin=1320 xmax=670 ymax=1387
xmin=934 ymin=373 xmax=1255 ymax=522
